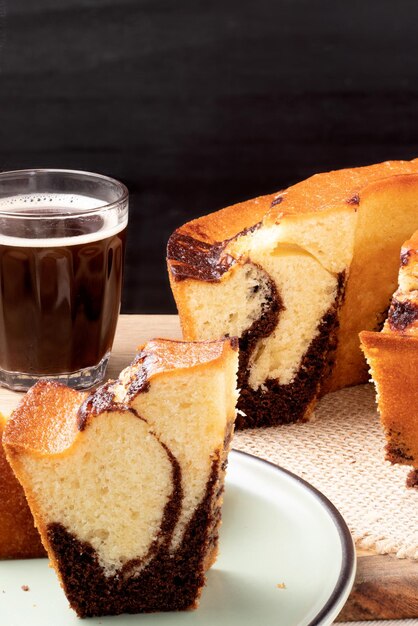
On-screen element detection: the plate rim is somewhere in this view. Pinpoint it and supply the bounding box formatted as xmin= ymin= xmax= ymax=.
xmin=230 ymin=448 xmax=356 ymax=626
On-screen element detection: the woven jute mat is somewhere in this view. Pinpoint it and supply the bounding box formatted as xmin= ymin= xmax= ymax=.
xmin=233 ymin=384 xmax=418 ymax=560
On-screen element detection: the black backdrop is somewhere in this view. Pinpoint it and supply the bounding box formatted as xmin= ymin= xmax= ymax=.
xmin=1 ymin=0 xmax=418 ymax=312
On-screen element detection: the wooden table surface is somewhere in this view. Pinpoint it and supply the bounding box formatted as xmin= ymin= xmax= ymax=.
xmin=1 ymin=314 xmax=417 ymax=622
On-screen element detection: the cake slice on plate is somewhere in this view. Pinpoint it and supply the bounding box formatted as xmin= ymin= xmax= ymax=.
xmin=167 ymin=158 xmax=418 ymax=427
xmin=361 ymin=231 xmax=418 ymax=487
xmin=3 ymin=337 xmax=238 ymax=617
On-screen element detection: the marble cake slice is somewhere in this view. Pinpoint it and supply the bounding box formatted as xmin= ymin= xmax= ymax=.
xmin=3 ymin=337 xmax=238 ymax=617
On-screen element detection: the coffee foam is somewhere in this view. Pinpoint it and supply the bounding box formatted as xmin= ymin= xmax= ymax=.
xmin=0 ymin=193 xmax=102 ymax=211
xmin=0 ymin=193 xmax=126 ymax=247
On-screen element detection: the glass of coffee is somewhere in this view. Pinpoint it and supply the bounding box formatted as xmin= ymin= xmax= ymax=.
xmin=0 ymin=169 xmax=128 ymax=391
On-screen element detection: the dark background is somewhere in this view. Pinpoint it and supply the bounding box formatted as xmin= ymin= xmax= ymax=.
xmin=1 ymin=0 xmax=418 ymax=313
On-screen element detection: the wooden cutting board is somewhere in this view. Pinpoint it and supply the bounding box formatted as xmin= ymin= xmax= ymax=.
xmin=1 ymin=314 xmax=417 ymax=622
xmin=337 ymin=550 xmax=418 ymax=621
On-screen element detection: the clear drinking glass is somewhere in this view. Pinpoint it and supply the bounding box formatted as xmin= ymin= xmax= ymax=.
xmin=0 ymin=169 xmax=128 ymax=390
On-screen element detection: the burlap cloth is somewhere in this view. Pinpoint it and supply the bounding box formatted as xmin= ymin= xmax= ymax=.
xmin=233 ymin=383 xmax=418 ymax=560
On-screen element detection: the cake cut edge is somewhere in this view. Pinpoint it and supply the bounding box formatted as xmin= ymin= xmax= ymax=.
xmin=360 ymin=229 xmax=418 ymax=487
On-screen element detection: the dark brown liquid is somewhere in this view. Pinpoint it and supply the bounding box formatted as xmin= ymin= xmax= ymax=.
xmin=0 ymin=227 xmax=126 ymax=375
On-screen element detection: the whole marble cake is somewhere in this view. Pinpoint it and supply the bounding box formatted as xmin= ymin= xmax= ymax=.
xmin=361 ymin=231 xmax=418 ymax=488
xmin=3 ymin=338 xmax=238 ymax=617
xmin=167 ymin=159 xmax=418 ymax=427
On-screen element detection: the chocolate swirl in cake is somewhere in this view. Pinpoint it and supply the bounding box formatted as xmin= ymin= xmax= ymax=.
xmin=77 ymin=382 xmax=122 ymax=430
xmin=236 ymin=271 xmax=346 ymax=428
xmin=167 ymin=222 xmax=262 ymax=283
xmin=346 ymin=193 xmax=360 ymax=206
xmin=388 ymin=299 xmax=418 ymax=331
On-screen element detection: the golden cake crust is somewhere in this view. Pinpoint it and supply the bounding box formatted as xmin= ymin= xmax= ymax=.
xmin=400 ymin=229 xmax=418 ymax=274
xmin=267 ymin=160 xmax=418 ymax=221
xmin=134 ymin=337 xmax=238 ymax=378
xmin=329 ymin=171 xmax=418 ymax=389
xmin=4 ymin=339 xmax=237 ymax=459
xmin=4 ymin=382 xmax=86 ymax=458
xmin=169 ymin=159 xmax=418 ymax=251
xmin=0 ymin=413 xmax=46 ymax=559
xmin=360 ymin=331 xmax=418 ymax=468
xmin=402 ymin=232 xmax=418 ymax=252
xmin=174 ymin=194 xmax=275 ymax=246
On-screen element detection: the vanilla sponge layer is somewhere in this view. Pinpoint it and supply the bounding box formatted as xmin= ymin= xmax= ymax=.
xmin=21 ymin=411 xmax=173 ymax=577
xmin=247 ymin=240 xmax=338 ymax=387
xmin=179 ymin=262 xmax=274 ymax=344
xmin=116 ymin=362 xmax=238 ymax=550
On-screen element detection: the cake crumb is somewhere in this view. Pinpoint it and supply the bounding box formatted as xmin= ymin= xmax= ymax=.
xmin=276 ymin=582 xmax=286 ymax=589
xmin=21 ymin=585 xmax=30 ymax=592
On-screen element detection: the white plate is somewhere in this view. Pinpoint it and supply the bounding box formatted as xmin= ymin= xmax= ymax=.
xmin=0 ymin=450 xmax=355 ymax=626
